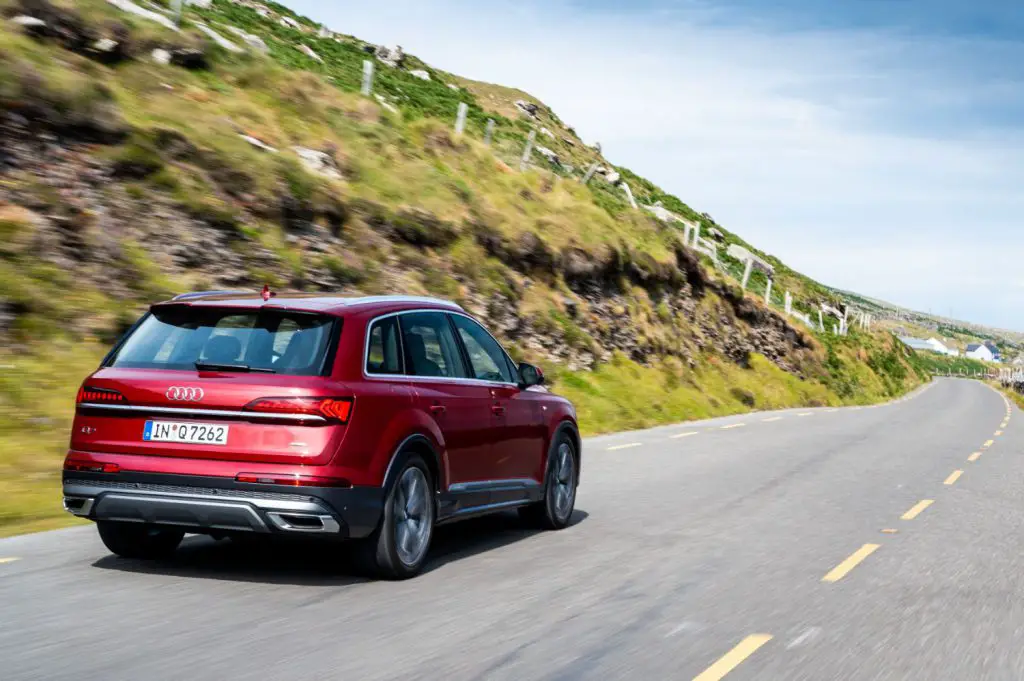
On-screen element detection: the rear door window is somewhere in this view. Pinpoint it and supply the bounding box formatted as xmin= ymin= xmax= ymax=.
xmin=108 ymin=307 xmax=338 ymax=376
xmin=399 ymin=312 xmax=468 ymax=379
xmin=366 ymin=316 xmax=404 ymax=375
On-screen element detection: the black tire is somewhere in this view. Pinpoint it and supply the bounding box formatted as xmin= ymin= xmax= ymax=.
xmin=520 ymin=430 xmax=578 ymax=530
xmin=357 ymin=454 xmax=435 ymax=580
xmin=96 ymin=521 xmax=184 ymax=560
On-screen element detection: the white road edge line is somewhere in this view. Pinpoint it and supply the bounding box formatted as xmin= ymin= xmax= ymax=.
xmin=607 ymin=442 xmax=643 ymax=451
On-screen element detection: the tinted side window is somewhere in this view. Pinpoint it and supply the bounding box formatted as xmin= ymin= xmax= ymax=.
xmin=399 ymin=312 xmax=468 ymax=379
xmin=451 ymin=315 xmax=514 ymax=383
xmin=366 ymin=316 xmax=403 ymax=375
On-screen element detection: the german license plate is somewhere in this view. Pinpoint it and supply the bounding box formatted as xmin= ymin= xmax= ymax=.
xmin=143 ymin=421 xmax=229 ymax=446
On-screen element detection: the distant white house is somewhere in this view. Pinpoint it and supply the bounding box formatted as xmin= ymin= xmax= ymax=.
xmin=965 ymin=343 xmax=995 ymax=362
xmin=899 ymin=337 xmax=936 ymax=353
xmin=926 ymin=337 xmax=953 ymax=355
xmin=900 ymin=336 xmax=959 ymax=356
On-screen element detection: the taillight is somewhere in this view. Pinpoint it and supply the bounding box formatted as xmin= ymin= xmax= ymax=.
xmin=243 ymin=397 xmax=353 ymax=423
xmin=235 ymin=473 xmax=351 ymax=487
xmin=77 ymin=386 xmax=126 ymax=404
xmin=64 ymin=458 xmax=121 ymax=474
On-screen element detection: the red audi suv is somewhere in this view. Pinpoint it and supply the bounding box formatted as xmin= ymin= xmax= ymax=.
xmin=63 ymin=292 xmax=581 ymax=578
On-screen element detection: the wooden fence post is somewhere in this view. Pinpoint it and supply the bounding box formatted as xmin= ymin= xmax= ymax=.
xmin=361 ymin=60 xmax=374 ymax=96
xmin=519 ymin=130 xmax=536 ymax=171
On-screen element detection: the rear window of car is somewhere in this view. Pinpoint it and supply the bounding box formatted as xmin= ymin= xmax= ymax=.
xmin=106 ymin=306 xmax=339 ymax=376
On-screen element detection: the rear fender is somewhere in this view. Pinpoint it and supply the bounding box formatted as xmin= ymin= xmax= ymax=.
xmin=377 ymin=409 xmax=446 ymax=492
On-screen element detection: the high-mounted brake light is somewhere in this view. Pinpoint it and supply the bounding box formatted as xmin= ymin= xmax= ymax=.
xmin=261 ymin=284 xmax=276 ymax=302
xmin=77 ymin=386 xmax=126 ymax=404
xmin=243 ymin=397 xmax=353 ymax=423
xmin=235 ymin=473 xmax=351 ymax=487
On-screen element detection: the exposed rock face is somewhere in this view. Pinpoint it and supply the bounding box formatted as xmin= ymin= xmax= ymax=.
xmin=169 ymin=47 xmax=208 ymax=69
xmin=515 ymin=100 xmax=539 ymax=119
xmin=374 ymin=44 xmax=404 ymax=68
xmin=534 ymin=145 xmax=560 ymax=166
xmin=297 ymin=43 xmax=323 ymax=63
xmin=225 ymin=25 xmax=269 ymax=53
xmin=291 ymin=146 xmax=343 ymax=180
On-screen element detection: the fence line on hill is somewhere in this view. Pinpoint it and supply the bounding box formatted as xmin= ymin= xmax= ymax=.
xmin=356 ymin=60 xmax=875 ymax=338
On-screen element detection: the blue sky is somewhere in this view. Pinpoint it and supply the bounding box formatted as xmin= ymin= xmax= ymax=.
xmin=291 ymin=0 xmax=1024 ymax=330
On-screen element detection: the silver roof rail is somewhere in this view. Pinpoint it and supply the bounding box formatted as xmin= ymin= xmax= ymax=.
xmin=171 ymin=290 xmax=251 ymax=301
xmin=345 ymin=295 xmax=464 ymax=310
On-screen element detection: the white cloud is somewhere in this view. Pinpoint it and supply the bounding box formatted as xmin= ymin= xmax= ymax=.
xmin=292 ymin=0 xmax=1024 ymax=328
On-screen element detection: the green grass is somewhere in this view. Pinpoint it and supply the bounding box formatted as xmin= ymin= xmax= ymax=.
xmin=0 ymin=342 xmax=104 ymax=537
xmin=555 ymin=352 xmax=837 ymax=436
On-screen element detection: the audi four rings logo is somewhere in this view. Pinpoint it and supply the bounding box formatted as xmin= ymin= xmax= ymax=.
xmin=166 ymin=387 xmax=204 ymax=402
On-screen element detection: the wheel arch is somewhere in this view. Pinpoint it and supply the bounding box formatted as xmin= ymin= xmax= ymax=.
xmin=382 ymin=433 xmax=445 ymax=494
xmin=552 ymin=419 xmax=582 ymax=485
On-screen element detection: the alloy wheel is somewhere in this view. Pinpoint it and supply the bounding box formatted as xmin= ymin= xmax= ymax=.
xmin=551 ymin=442 xmax=576 ymax=522
xmin=393 ymin=466 xmax=432 ymax=567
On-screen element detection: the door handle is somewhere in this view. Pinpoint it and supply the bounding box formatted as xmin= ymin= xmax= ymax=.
xmin=491 ymin=405 xmax=507 ymax=416
xmin=429 ymin=404 xmax=447 ymax=415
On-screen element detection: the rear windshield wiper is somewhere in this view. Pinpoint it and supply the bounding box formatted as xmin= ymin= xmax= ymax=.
xmin=194 ymin=362 xmax=276 ymax=374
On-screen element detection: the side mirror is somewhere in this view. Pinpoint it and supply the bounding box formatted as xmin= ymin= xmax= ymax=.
xmin=518 ymin=362 xmax=545 ymax=389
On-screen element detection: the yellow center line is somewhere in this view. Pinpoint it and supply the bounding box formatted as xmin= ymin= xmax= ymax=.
xmin=822 ymin=544 xmax=880 ymax=583
xmin=944 ymin=470 xmax=964 ymax=486
xmin=968 ymin=452 xmax=982 ymax=463
xmin=0 ymin=557 xmax=20 ymax=565
xmin=607 ymin=442 xmax=643 ymax=451
xmin=762 ymin=417 xmax=784 ymax=423
xmin=671 ymin=431 xmax=700 ymax=440
xmin=983 ymin=440 xmax=994 ymax=449
xmin=996 ymin=431 xmax=1004 ymax=437
xmin=797 ymin=412 xmax=813 ymax=417
xmin=720 ymin=423 xmax=746 ymax=430
xmin=901 ymin=499 xmax=934 ymax=520
xmin=693 ymin=634 xmax=774 ymax=681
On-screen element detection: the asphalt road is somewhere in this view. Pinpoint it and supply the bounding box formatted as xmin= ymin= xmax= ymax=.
xmin=2 ymin=378 xmax=1019 ymax=680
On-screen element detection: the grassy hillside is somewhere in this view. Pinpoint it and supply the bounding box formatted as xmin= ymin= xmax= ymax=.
xmin=0 ymin=0 xmax=938 ymax=536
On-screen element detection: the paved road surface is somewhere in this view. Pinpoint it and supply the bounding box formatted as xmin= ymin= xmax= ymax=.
xmin=2 ymin=378 xmax=1019 ymax=680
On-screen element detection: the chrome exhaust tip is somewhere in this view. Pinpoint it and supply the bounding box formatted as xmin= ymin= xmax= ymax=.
xmin=63 ymin=497 xmax=95 ymax=517
xmin=265 ymin=512 xmax=341 ymax=534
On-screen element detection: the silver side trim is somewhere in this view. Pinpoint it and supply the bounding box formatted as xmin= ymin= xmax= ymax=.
xmin=77 ymin=403 xmax=327 ymax=423
xmin=447 ymin=498 xmax=533 ymax=517
xmin=448 ymin=478 xmax=540 ymax=493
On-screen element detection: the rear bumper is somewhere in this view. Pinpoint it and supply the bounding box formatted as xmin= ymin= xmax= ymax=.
xmin=62 ymin=471 xmax=384 ymax=539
